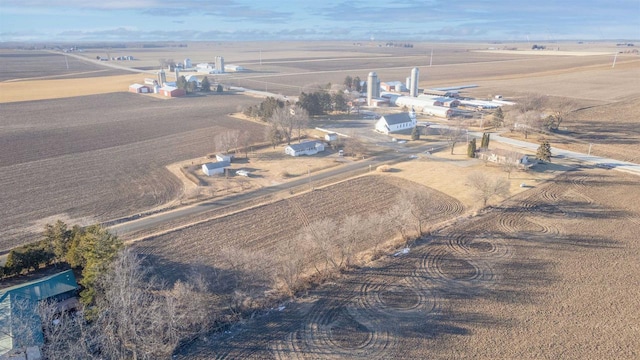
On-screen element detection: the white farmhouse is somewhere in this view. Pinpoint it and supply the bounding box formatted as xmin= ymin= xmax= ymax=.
xmin=375 ymin=111 xmax=417 ymax=134
xmin=202 ymin=161 xmax=230 ymax=176
xmin=284 ymin=141 xmax=326 ymax=157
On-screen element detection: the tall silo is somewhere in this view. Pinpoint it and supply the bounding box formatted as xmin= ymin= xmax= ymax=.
xmin=184 ymin=58 xmax=192 ymax=68
xmin=157 ymin=69 xmax=166 ymax=86
xmin=215 ymin=56 xmax=225 ymax=73
xmin=367 ymin=72 xmax=380 ymax=106
xmin=410 ymin=67 xmax=419 ymax=97
xmin=406 ymin=76 xmax=411 ymax=91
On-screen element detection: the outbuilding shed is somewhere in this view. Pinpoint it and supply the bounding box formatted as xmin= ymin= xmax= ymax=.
xmin=324 ymin=133 xmax=338 ymax=142
xmin=216 ymin=153 xmax=232 ymax=162
xmin=129 ymin=83 xmax=150 ymax=93
xmin=202 ymin=161 xmax=230 ymax=176
xmin=285 ymin=141 xmax=325 ymax=157
xmin=160 ymin=86 xmax=186 ymax=98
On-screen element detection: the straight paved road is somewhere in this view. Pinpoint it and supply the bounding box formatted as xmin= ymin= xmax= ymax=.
xmin=483 ymin=132 xmax=640 ymax=176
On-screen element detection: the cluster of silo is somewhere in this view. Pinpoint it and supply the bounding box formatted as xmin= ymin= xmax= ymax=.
xmin=157 ymin=69 xmax=166 ymax=86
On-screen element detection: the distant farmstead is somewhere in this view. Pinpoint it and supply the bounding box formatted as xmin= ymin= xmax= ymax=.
xmin=129 ymin=83 xmax=150 ymax=94
xmin=202 ymin=161 xmax=230 ymax=176
xmin=284 ymin=141 xmax=326 ymax=157
xmin=160 ymin=86 xmax=186 ymax=98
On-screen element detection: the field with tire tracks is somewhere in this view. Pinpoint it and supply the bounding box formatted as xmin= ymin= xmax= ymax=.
xmin=174 ymin=168 xmax=640 ymax=359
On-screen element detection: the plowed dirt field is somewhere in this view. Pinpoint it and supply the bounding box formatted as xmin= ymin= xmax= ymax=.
xmin=174 ymin=168 xmax=640 ymax=359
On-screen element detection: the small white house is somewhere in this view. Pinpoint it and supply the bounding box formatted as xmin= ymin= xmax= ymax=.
xmin=375 ymin=111 xmax=417 ymax=134
xmin=202 ymin=161 xmax=230 ymax=176
xmin=476 ymin=149 xmax=534 ymax=169
xmin=284 ymin=141 xmax=325 ymax=157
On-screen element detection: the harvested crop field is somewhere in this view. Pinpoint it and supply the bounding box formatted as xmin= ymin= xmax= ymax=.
xmin=132 ymin=174 xmax=465 ymax=284
xmin=174 ymin=168 xmax=640 ymax=359
xmin=0 ymin=50 xmax=128 ymax=82
xmin=0 ymin=92 xmax=266 ymax=251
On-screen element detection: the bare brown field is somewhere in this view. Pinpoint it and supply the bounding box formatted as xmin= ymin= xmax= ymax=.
xmin=2 ymin=41 xmax=639 ymax=358
xmin=175 ymin=168 xmax=640 ymax=359
xmin=496 ymin=95 xmax=640 ymax=163
xmin=0 ymin=92 xmax=265 ymax=251
xmin=132 ymin=173 xmax=464 ymax=283
xmin=0 ymin=50 xmax=128 ymax=82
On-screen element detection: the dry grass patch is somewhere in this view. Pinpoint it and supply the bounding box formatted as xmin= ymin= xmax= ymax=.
xmin=0 ymin=74 xmax=147 ymax=103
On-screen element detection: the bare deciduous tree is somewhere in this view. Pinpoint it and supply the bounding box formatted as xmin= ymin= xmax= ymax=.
xmin=36 ymin=250 xmax=218 ymax=360
xmin=269 ymin=105 xmax=309 ymax=145
xmin=467 ymin=172 xmax=510 ymax=208
xmin=387 ymin=203 xmax=413 ymax=245
xmin=439 ymin=120 xmax=467 ymax=154
xmin=501 ymin=151 xmax=522 ymax=179
xmin=396 ymin=189 xmax=433 ymax=237
xmin=215 ymin=130 xmax=240 ymax=154
xmin=273 ymin=234 xmax=309 ymax=296
xmin=547 ymin=98 xmax=577 ymax=131
xmin=305 ymin=219 xmax=341 ymax=277
xmin=94 ymin=250 xmax=217 ymax=360
xmin=506 ymin=93 xmax=547 ymax=138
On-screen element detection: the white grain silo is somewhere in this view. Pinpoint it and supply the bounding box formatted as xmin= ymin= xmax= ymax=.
xmin=157 ymin=70 xmax=167 ymax=86
xmin=215 ymin=56 xmax=225 ymax=73
xmin=410 ymin=67 xmax=419 ymax=97
xmin=367 ymin=72 xmax=380 ymax=106
xmin=406 ymin=76 xmax=411 ymax=91
xmin=184 ymin=58 xmax=192 ymax=68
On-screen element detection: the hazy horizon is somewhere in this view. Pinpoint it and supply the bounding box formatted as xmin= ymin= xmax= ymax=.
xmin=1 ymin=0 xmax=639 ymax=43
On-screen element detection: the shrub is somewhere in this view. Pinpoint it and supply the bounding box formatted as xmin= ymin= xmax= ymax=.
xmin=377 ymin=165 xmax=391 ymax=172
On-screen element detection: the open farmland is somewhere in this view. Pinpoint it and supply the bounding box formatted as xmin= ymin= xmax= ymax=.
xmin=0 ymin=50 xmax=128 ymax=82
xmin=175 ymin=168 xmax=640 ymax=359
xmin=132 ymin=174 xmax=464 ymax=296
xmin=0 ymin=92 xmax=265 ymax=251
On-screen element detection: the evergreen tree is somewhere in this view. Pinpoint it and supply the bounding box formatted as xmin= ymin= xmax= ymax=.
xmin=343 ymin=75 xmax=353 ymax=89
xmin=467 ymin=138 xmax=477 ymax=158
xmin=44 ymin=220 xmax=72 ymax=263
xmin=353 ymin=76 xmax=362 ymax=92
xmin=411 ymin=126 xmax=420 ymax=140
xmin=536 ymin=140 xmax=552 ymax=162
xmin=201 ymin=76 xmax=211 ymax=92
xmin=480 ymin=132 xmax=490 ymax=148
xmin=176 ymin=75 xmax=188 ymax=91
xmin=332 ymin=92 xmax=348 ymax=112
xmin=492 ymin=107 xmax=504 ymax=128
xmin=63 ymin=225 xmax=123 ymax=313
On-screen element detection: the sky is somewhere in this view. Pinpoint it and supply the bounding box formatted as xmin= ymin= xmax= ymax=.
xmin=1 ymin=0 xmax=639 ymax=42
